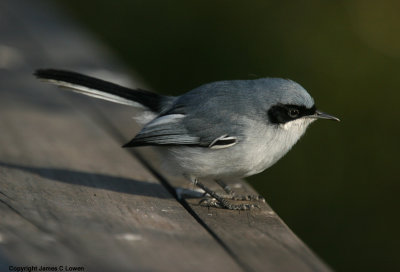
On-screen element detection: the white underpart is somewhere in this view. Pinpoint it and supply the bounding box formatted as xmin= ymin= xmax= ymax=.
xmin=280 ymin=117 xmax=313 ymax=130
xmin=42 ymin=79 xmax=146 ymax=109
xmin=160 ymin=117 xmax=316 ymax=179
xmin=242 ymin=117 xmax=316 ymax=176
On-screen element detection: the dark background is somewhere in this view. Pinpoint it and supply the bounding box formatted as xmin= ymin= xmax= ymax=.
xmin=54 ymin=0 xmax=400 ymax=271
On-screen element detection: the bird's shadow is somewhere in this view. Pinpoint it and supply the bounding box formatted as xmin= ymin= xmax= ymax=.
xmin=0 ymin=161 xmax=172 ymax=199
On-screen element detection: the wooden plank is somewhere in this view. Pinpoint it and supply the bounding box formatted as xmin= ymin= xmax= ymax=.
xmin=0 ymin=0 xmax=332 ymax=271
xmin=186 ymin=180 xmax=331 ymax=272
xmin=38 ymin=17 xmax=334 ymax=272
xmin=109 ymin=146 xmax=332 ymax=272
xmin=68 ymin=104 xmax=329 ymax=271
xmin=76 ymin=92 xmax=333 ymax=272
xmin=0 ymin=63 xmax=241 ymax=272
xmin=0 ymin=1 xmax=243 ymax=271
xmin=42 ymin=9 xmax=333 ymax=272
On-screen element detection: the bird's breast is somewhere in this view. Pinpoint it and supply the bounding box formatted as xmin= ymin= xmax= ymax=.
xmin=159 ymin=118 xmax=313 ymax=179
xmin=240 ymin=119 xmax=313 ymax=176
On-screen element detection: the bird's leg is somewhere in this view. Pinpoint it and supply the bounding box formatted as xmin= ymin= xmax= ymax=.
xmin=215 ymin=179 xmax=265 ymax=202
xmin=215 ymin=179 xmax=234 ymax=195
xmin=194 ymin=180 xmax=258 ymax=210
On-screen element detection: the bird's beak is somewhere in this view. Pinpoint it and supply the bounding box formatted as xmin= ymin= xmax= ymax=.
xmin=313 ymin=110 xmax=340 ymax=121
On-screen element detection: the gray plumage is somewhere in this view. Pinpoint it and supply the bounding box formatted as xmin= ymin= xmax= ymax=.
xmin=127 ymin=78 xmax=314 ymax=148
xmin=35 ymin=69 xmax=338 ymax=192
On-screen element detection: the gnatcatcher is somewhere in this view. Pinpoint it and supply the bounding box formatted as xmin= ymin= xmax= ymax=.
xmin=35 ymin=69 xmax=339 ymax=210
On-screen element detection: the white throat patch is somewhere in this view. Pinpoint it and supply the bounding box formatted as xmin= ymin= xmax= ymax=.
xmin=280 ymin=117 xmax=315 ymax=131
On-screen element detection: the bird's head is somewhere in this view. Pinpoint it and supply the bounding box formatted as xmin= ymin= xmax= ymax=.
xmin=255 ymin=78 xmax=339 ymax=131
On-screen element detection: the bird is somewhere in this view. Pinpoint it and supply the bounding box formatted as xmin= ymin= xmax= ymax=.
xmin=34 ymin=69 xmax=339 ymax=210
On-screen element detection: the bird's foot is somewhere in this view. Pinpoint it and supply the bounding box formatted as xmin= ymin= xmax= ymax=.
xmin=199 ymin=197 xmax=259 ymax=210
xmin=214 ymin=179 xmax=265 ymax=202
xmin=193 ymin=180 xmax=261 ymax=210
xmin=230 ymin=194 xmax=266 ymax=202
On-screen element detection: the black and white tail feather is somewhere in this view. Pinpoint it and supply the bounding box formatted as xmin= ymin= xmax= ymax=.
xmin=34 ymin=69 xmax=237 ymax=150
xmin=34 ymin=69 xmax=169 ymax=112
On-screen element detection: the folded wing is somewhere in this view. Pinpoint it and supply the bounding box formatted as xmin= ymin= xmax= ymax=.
xmin=123 ymin=112 xmax=239 ymax=149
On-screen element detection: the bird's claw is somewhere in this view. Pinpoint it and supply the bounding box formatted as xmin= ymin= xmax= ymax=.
xmin=231 ymin=194 xmax=266 ymax=202
xmin=199 ymin=197 xmax=260 ymax=210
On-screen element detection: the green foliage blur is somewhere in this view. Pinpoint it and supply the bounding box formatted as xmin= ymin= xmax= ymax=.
xmin=55 ymin=0 xmax=400 ymax=271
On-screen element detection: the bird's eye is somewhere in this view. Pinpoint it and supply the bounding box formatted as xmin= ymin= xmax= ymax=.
xmin=288 ymin=108 xmax=299 ymax=118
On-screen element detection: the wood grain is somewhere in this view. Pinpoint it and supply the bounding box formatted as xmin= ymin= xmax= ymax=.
xmin=0 ymin=0 xmax=332 ymax=271
xmin=0 ymin=1 xmax=242 ymax=271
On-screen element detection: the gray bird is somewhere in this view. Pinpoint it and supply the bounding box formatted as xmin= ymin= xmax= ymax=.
xmin=34 ymin=69 xmax=339 ymax=210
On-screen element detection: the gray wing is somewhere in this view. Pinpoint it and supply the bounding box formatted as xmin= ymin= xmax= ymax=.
xmin=123 ymin=104 xmax=241 ymax=149
xmin=123 ymin=83 xmax=254 ymax=148
xmin=123 ymin=113 xmax=200 ymax=147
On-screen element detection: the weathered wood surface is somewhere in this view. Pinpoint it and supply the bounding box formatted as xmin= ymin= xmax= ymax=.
xmin=0 ymin=0 xmax=331 ymax=271
xmin=0 ymin=2 xmax=241 ymax=272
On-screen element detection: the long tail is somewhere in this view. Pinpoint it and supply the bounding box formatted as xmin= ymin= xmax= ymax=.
xmin=34 ymin=69 xmax=171 ymax=113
